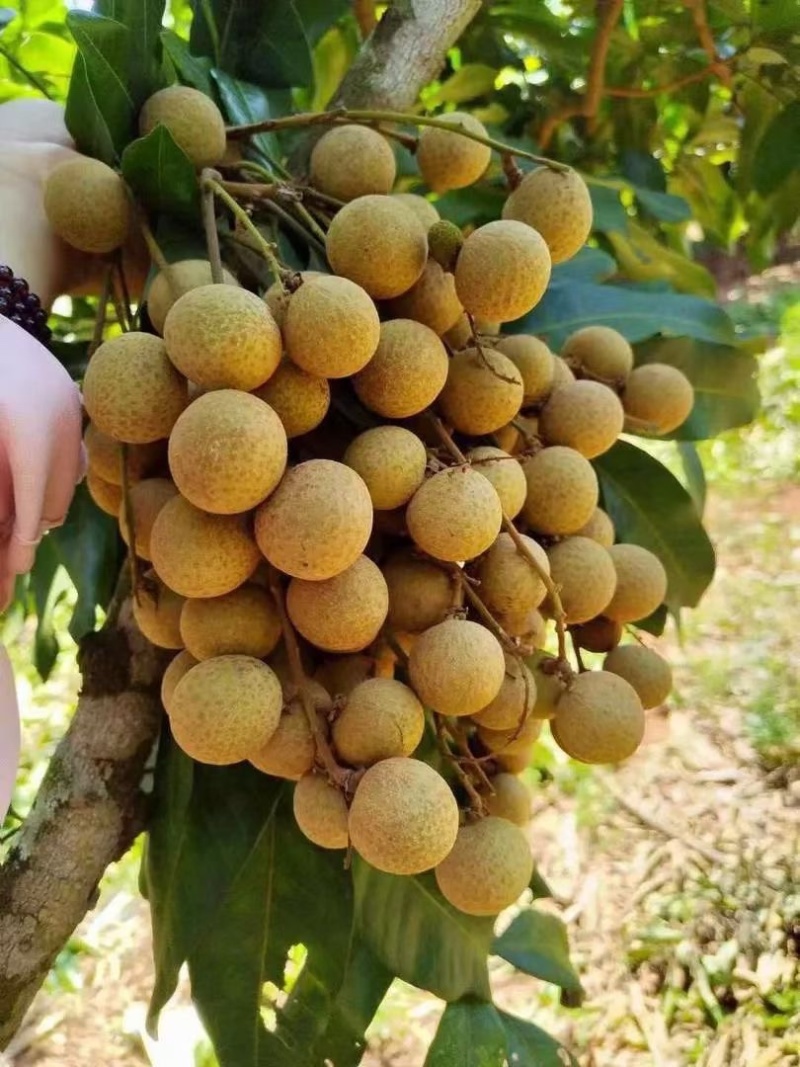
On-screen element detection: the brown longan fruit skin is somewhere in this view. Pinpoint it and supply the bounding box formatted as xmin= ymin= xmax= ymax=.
xmin=562 ymin=326 xmax=633 ymax=382
xmin=286 ymin=555 xmax=389 ymax=653
xmin=147 ymin=260 xmax=239 ymax=335
xmin=118 ymin=478 xmax=178 ymax=561
xmin=466 ymin=447 xmax=527 ymax=519
xmin=353 ymin=319 xmax=449 ymax=419
xmin=416 ymin=112 xmax=491 ymax=192
xmin=604 ymin=644 xmax=673 ymax=709
xmin=623 ymin=363 xmax=695 ymax=434
xmin=293 ymin=774 xmax=349 ymax=849
xmin=383 ymin=551 xmax=453 ymax=634
xmin=454 ymin=220 xmax=552 ymax=323
xmin=343 ymin=426 xmax=427 ymax=511
xmin=386 ymin=258 xmax=463 ymax=336
xmin=471 ymin=653 xmax=537 ymax=730
xmin=439 ymin=347 xmax=524 ymax=435
xmin=434 ymin=817 xmax=534 ymax=916
xmin=44 ymin=157 xmax=130 ymax=253
xmin=391 ymin=193 xmax=440 ymax=230
xmin=475 ymin=532 xmax=550 ymax=618
xmin=520 ymin=446 xmax=599 ymax=536
xmin=263 ymin=271 xmax=324 ymax=330
xmin=326 ymin=195 xmax=427 ymax=300
xmin=545 ymin=536 xmax=617 ymax=625
xmin=86 ymin=470 xmax=123 ymax=516
xmin=348 ymin=757 xmax=459 ymax=875
xmin=576 ymin=507 xmax=615 ymax=548
xmin=252 ymin=360 xmax=330 ymax=439
xmin=502 ymin=167 xmax=593 ymax=265
xmin=572 ymin=615 xmax=623 ymax=654
xmin=551 ymin=670 xmax=644 ymax=765
xmin=139 ymin=86 xmax=226 ymax=168
xmin=605 ymin=544 xmax=668 ymax=623
xmin=495 ymin=334 xmax=554 ymax=405
xmin=250 ymin=681 xmax=330 ymax=781
xmin=313 ymin=654 xmax=373 ymax=699
xmin=333 ymin=678 xmax=425 ymax=766
xmin=132 ymin=572 xmax=185 ymax=649
xmin=538 ymin=380 xmax=625 ymax=459
xmin=408 ymin=618 xmax=506 ymax=718
xmin=179 ymin=583 xmax=282 ymax=661
xmin=406 ymin=466 xmax=502 ymax=563
xmin=310 ymin=125 xmax=396 ymax=201
xmin=551 ymin=354 xmax=576 ymax=392
xmin=284 ymin=274 xmax=380 ymax=379
xmin=482 ymin=773 xmax=532 ymax=826
xmin=476 ymin=715 xmax=542 ymax=758
xmin=529 ymin=654 xmax=567 ymax=719
xmin=84 ymin=425 xmax=166 ymax=486
xmin=161 ymin=650 xmax=199 ymax=715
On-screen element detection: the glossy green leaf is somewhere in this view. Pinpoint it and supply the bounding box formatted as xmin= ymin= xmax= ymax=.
xmin=65 ymin=11 xmax=135 ymax=156
xmin=753 ymin=101 xmax=800 ymax=197
xmin=498 ymin=1010 xmax=578 ymax=1066
xmin=94 ymin=0 xmax=166 ymax=103
xmin=633 ymin=186 xmax=692 ymax=223
xmin=588 ymin=183 xmax=628 ymax=232
xmin=551 ymin=246 xmax=616 ymax=283
xmin=30 ymin=537 xmax=69 ymax=680
xmin=434 ymin=63 xmax=497 ymax=104
xmin=594 ymin=440 xmax=716 ymax=610
xmin=0 ymin=9 xmax=16 ymax=31
xmin=211 ymin=68 xmax=289 ymax=172
xmin=425 ymin=1001 xmax=508 ymax=1067
xmin=64 ymin=53 xmax=116 ymax=164
xmin=352 ymin=858 xmax=494 ymax=1001
xmin=294 ymin=0 xmax=350 ymax=45
xmin=121 ymin=125 xmax=200 ymax=221
xmin=160 ymin=28 xmax=214 ymax=95
xmin=676 ymin=441 xmax=707 ymax=515
xmin=633 ymin=337 xmax=759 ymax=440
xmin=530 ymin=867 xmax=554 ymax=900
xmin=493 ymin=910 xmax=582 ymax=993
xmin=633 ymin=603 xmax=669 ymax=637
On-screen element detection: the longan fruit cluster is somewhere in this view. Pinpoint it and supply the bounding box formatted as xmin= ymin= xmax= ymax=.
xmin=63 ymin=94 xmax=688 ymax=918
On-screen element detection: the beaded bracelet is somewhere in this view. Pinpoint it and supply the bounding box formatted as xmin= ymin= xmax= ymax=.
xmin=0 ymin=265 xmax=51 ymax=344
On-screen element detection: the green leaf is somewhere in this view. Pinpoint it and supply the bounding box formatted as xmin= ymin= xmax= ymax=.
xmin=514 ymin=279 xmax=735 ymax=349
xmin=529 ymin=867 xmax=554 ymax=900
xmin=498 ymin=1010 xmax=578 ymax=1066
xmin=633 ymin=603 xmax=669 ymax=637
xmin=30 ymin=537 xmax=69 ymax=680
xmin=211 ymin=68 xmax=289 ymax=172
xmin=352 ymin=858 xmax=494 ymax=1001
xmin=588 ymin=183 xmax=628 ymax=232
xmin=753 ymin=101 xmax=800 ymax=197
xmin=493 ymin=910 xmax=582 ymax=993
xmin=65 ymin=53 xmax=117 ymax=164
xmin=94 ymin=0 xmax=166 ymax=103
xmin=633 ymin=337 xmax=759 ymax=440
xmin=551 ymin=246 xmax=616 ymax=283
xmin=676 ymin=441 xmax=707 ymax=515
xmin=433 ymin=63 xmax=498 ymax=104
xmin=594 ymin=440 xmax=716 ymax=610
xmin=122 ymin=125 xmax=200 ymax=222
xmin=293 ymin=0 xmax=350 ymax=45
xmin=0 ymin=9 xmax=16 ymax=31
xmin=190 ymin=0 xmax=313 ymax=88
xmin=65 ymin=11 xmax=135 ymax=156
xmin=425 ymin=1001 xmax=508 ymax=1067
xmin=160 ymin=29 xmax=214 ymax=95
xmin=633 ymin=186 xmax=692 ymax=223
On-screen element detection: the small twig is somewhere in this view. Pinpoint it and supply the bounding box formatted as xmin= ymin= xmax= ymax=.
xmin=204 ymin=176 xmax=293 ymax=286
xmin=134 ymin=210 xmax=171 ymax=275
xmin=465 ymin=313 xmax=520 ymax=385
xmin=381 ymin=628 xmax=410 ymax=670
xmin=433 ymin=715 xmax=485 ymax=816
xmin=258 ymin=198 xmax=328 ymax=257
xmin=201 ymin=169 xmax=225 ymax=284
xmin=685 ymin=0 xmax=732 ymax=87
xmin=570 ymin=630 xmax=587 ymax=672
xmin=449 ymin=722 xmax=495 ymax=794
xmin=502 ymin=152 xmax=524 ymax=190
xmin=89 ymin=267 xmax=114 ymax=356
xmin=606 ymin=64 xmax=719 ymax=98
xmin=120 ymin=446 xmax=143 ymax=605
xmin=114 ymin=253 xmax=134 ymax=330
xmin=450 ymin=567 xmax=517 ymax=654
xmin=353 ymin=0 xmax=377 ymax=38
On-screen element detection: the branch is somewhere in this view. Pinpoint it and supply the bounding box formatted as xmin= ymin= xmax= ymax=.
xmin=684 ymin=0 xmax=732 ymax=88
xmin=606 ymin=64 xmax=718 ymax=98
xmin=0 ymin=599 xmax=166 ymax=1047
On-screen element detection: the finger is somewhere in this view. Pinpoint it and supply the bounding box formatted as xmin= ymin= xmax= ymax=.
xmin=40 ymin=389 xmax=84 ymax=529
xmin=4 ymin=426 xmax=50 ymax=577
xmin=0 ymin=644 xmax=21 ymax=823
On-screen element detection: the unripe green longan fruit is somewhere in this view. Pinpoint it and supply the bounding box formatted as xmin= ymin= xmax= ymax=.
xmin=409 ymin=618 xmax=505 ymax=717
xmin=250 ymin=681 xmax=330 ymax=780
xmin=391 ymin=192 xmax=440 ymax=230
xmin=551 ymin=670 xmax=644 ymax=764
xmin=333 ymin=678 xmax=425 ymax=766
xmin=344 ymin=426 xmax=427 ymax=510
xmin=572 ymin=615 xmax=622 ymax=654
xmin=521 ymin=446 xmax=598 ymax=536
xmin=139 ymin=86 xmax=226 ymax=168
xmin=84 ymin=425 xmax=166 ymax=486
xmin=83 ymin=333 xmax=187 ymax=444
xmin=483 ymin=773 xmax=532 ymax=826
xmin=252 ymin=359 xmax=330 ymax=439
xmin=545 ymin=536 xmax=617 ymax=625
xmin=455 ymin=220 xmax=551 ymax=323
xmin=44 ymin=156 xmax=130 ymax=253
xmin=383 ymin=550 xmax=452 ymax=633
xmin=353 ymin=319 xmax=449 ymax=418
xmin=434 ymin=817 xmax=534 ymax=916
xmin=147 ymin=259 xmax=239 ymax=335
xmin=466 ymin=447 xmax=527 ymax=519
xmin=286 ymin=555 xmax=389 ymax=653
xmin=495 ymin=334 xmax=554 ymax=405
xmin=406 ymin=466 xmax=502 ymax=562
xmin=164 ymin=285 xmax=281 ymax=391
xmin=293 ymin=773 xmax=350 ymax=849
xmin=476 ymin=532 xmax=550 ymax=617
xmin=386 ymin=259 xmax=463 ymax=336
xmin=118 ymin=478 xmax=177 ymax=561
xmin=255 ymin=460 xmax=373 ymax=581
xmin=179 ymin=582 xmax=282 ymax=661
xmin=562 ymin=325 xmax=633 ymax=382
xmin=132 ymin=572 xmax=185 ymax=649
xmin=427 ymin=219 xmax=464 ymax=273
xmin=538 ymin=380 xmax=624 ymax=459
xmin=502 ymin=167 xmax=592 ymax=264
xmin=168 ymin=390 xmax=287 ymax=514
xmin=284 ymin=274 xmax=380 ymax=378
xmin=86 ymin=470 xmax=123 ymax=516
xmin=623 ymin=363 xmax=695 ymax=434
xmin=605 ymin=543 xmax=668 ymax=623
xmin=310 ymin=124 xmax=396 ymax=201
xmin=348 ymin=757 xmax=459 ymax=874
xmin=161 ymin=650 xmax=199 ymax=714
xmin=603 ymin=644 xmax=672 ymax=709
xmin=326 ymin=195 xmax=427 ymax=299
xmin=150 ymin=495 xmax=260 ymax=598
xmin=576 ymin=507 xmax=615 ymax=548
xmin=472 ymin=654 xmax=537 ymax=730
xmin=439 ymin=346 xmax=524 ymax=435
xmin=416 ymin=112 xmax=491 ymax=192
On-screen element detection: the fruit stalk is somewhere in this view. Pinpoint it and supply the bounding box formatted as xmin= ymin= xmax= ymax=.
xmin=200 ymin=170 xmax=225 ymax=284
xmin=203 ymin=176 xmax=293 ymax=286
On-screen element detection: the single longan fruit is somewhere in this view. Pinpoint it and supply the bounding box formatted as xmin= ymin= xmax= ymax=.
xmin=529 ymin=654 xmax=567 ymax=719
xmin=495 ymin=334 xmax=554 ymax=404
xmin=348 ymin=757 xmax=459 ymax=874
xmin=132 ymin=572 xmax=185 ymax=649
xmin=572 ymin=615 xmax=622 ymax=654
xmin=284 ymin=274 xmax=380 ymax=378
xmin=482 ymin=774 xmax=531 ymax=826
xmin=604 ymin=644 xmax=672 ymax=709
xmin=562 ymin=325 xmax=633 ymax=382
xmin=439 ymin=346 xmax=524 ymax=435
xmin=171 ymin=655 xmax=282 ymax=765
xmin=502 ymin=167 xmax=592 ymax=264
xmin=138 ymin=85 xmax=226 ymax=168
xmin=255 ymin=459 xmax=373 ymax=581
xmin=409 ymin=618 xmax=505 ymax=717
xmin=43 ymin=156 xmax=130 ymax=253
xmin=294 ymin=773 xmax=349 ymax=849
xmin=314 ymin=654 xmax=373 ymax=699
xmin=551 ymin=670 xmax=644 ymax=764
xmin=83 ymin=333 xmax=187 ymax=444
xmin=353 ymin=318 xmax=449 ymax=418
xmin=435 ymin=817 xmax=533 ymax=916
xmin=147 ymin=260 xmax=239 ymax=335
xmin=391 ymin=192 xmax=440 ymax=230
xmin=576 ymin=507 xmax=615 ymax=548
xmin=86 ymin=470 xmax=123 ymax=516
xmin=262 ymin=271 xmax=324 ymax=330
xmin=406 ymin=466 xmax=502 ymax=562
xmin=416 ymin=112 xmax=491 ymax=192
xmin=427 ymin=219 xmax=464 ymax=273
xmin=545 ymin=536 xmax=617 ymax=625
xmin=164 ymin=285 xmax=281 ymax=391
xmin=333 ymin=678 xmax=425 ymax=766
xmin=253 ymin=359 xmax=330 ymax=439
xmin=605 ymin=544 xmax=668 ymax=623
xmin=494 ymin=415 xmax=539 ymax=456
xmin=454 ymin=220 xmax=551 ymax=323
xmin=496 ymin=607 xmax=547 ymax=650
xmin=250 ymin=681 xmax=330 ymax=780
xmin=466 ymin=447 xmax=527 ymax=519
xmin=476 ymin=532 xmax=550 ymax=617
xmin=623 ymin=363 xmax=695 ymax=434
xmin=84 ymin=425 xmax=166 ymax=486
xmin=168 ymin=390 xmax=287 ymax=514
xmin=326 ymin=195 xmax=427 ymax=299
xmin=386 ymin=258 xmax=463 ymax=335
xmin=520 ymin=446 xmax=599 ymax=536
xmin=443 ymin=312 xmax=473 ymax=350
xmin=538 ymin=380 xmax=624 ymax=459
xmin=310 ymin=124 xmax=396 ymax=201
xmin=287 ymin=555 xmax=389 ymax=653
xmin=343 ymin=427 xmax=427 ymax=510
xmin=383 ymin=550 xmax=452 ymax=633
xmin=161 ymin=650 xmax=198 ymax=714
xmin=551 ymin=355 xmax=576 ymax=391
xmin=472 ymin=654 xmax=537 ymax=730
xmin=179 ymin=583 xmax=282 ymax=661
xmin=150 ymin=495 xmax=260 ymax=598
xmin=476 ymin=715 xmax=542 ymax=757
xmin=118 ymin=478 xmax=177 ymax=561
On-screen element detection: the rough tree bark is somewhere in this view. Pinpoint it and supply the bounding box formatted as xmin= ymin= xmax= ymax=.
xmin=0 ymin=0 xmax=481 ymax=1045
